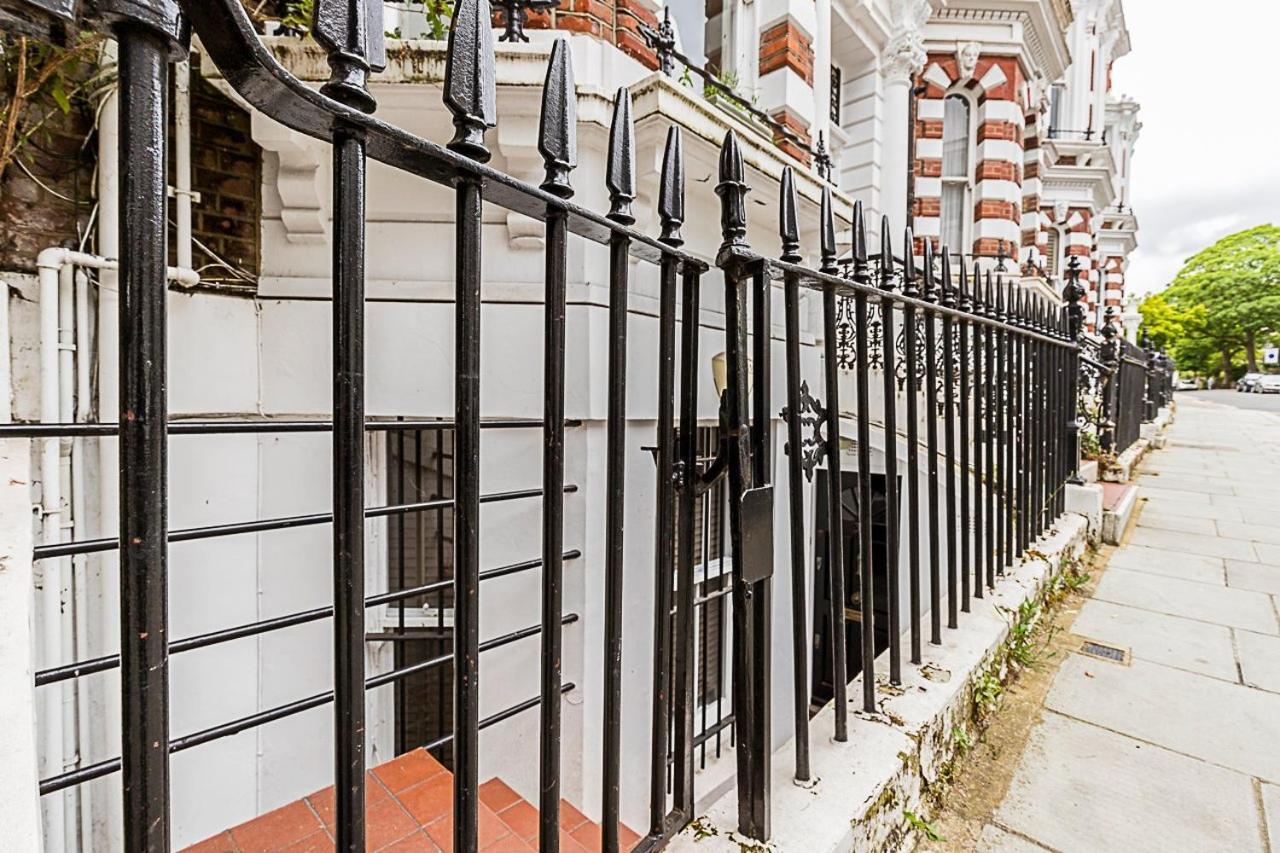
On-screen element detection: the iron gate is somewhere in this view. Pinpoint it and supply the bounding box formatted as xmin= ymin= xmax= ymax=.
xmin=4 ymin=0 xmax=1086 ymax=850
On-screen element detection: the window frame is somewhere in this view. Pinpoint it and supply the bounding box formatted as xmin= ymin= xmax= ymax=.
xmin=939 ymin=89 xmax=977 ymax=258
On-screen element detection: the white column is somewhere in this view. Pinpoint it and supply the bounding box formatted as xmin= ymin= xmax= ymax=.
xmin=880 ymin=33 xmax=925 ymax=241
xmin=812 ymin=0 xmax=832 ymax=146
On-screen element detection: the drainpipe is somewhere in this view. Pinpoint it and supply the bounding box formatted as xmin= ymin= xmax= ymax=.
xmin=71 ymin=268 xmax=92 ymax=849
xmin=174 ymin=59 xmax=194 ymax=271
xmin=36 ymin=252 xmax=68 ymax=853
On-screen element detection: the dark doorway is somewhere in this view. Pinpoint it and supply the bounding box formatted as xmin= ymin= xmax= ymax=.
xmin=810 ymin=469 xmax=898 ymax=710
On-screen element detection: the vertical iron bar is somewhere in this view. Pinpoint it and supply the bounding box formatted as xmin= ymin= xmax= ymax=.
xmin=648 ymin=253 xmax=679 ymax=836
xmin=921 ymin=245 xmax=941 ymax=646
xmin=901 ymin=234 xmax=922 ymax=663
xmin=601 ymin=87 xmax=637 ymax=850
xmin=779 ymin=168 xmax=811 ymax=780
xmin=971 ymin=270 xmax=984 ymax=600
xmin=453 ymin=172 xmax=484 ymax=853
xmin=822 ymin=272 xmax=849 ymax=738
xmin=601 ymin=231 xmax=629 ymax=853
xmin=941 ymin=255 xmax=958 ymax=628
xmin=673 ymin=266 xmax=702 ymax=817
xmin=879 ymin=220 xmax=902 ymax=684
xmin=396 ymin=429 xmax=406 ymax=753
xmin=1003 ymin=286 xmax=1015 ymax=571
xmin=745 ymin=265 xmax=773 ymax=836
xmin=983 ymin=276 xmax=996 ymax=590
xmin=958 ymin=263 xmax=971 ymax=612
xmin=539 ymin=203 xmax=568 ymax=851
xmin=117 ymin=27 xmax=171 ymax=852
xmin=852 ymin=204 xmax=875 ymax=713
xmin=993 ymin=282 xmax=1006 ymax=576
xmin=332 ymin=127 xmax=368 ymax=853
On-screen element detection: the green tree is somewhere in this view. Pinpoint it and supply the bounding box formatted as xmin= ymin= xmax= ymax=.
xmin=1162 ymin=225 xmax=1280 ymax=376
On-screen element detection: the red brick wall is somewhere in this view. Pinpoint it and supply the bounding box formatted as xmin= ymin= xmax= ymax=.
xmin=0 ymin=89 xmax=95 ymax=273
xmin=758 ymin=19 xmax=813 ymax=85
xmin=495 ymin=0 xmax=662 ymax=71
xmin=179 ymin=71 xmax=263 ymax=284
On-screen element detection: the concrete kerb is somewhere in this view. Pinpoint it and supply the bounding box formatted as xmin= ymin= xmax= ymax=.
xmin=1101 ymin=483 xmax=1140 ymax=545
xmin=668 ymin=514 xmax=1091 ymax=853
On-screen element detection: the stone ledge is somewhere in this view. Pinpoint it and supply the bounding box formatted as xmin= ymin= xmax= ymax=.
xmin=1101 ymin=482 xmax=1139 ymax=545
xmin=668 ymin=515 xmax=1090 ymax=853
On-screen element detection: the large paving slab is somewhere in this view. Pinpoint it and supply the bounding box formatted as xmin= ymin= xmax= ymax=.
xmin=1105 ymin=545 xmax=1225 ymax=585
xmin=1125 ymin=527 xmax=1258 ymax=561
xmin=1216 ymin=519 xmax=1280 ymax=545
xmin=1253 ymin=542 xmax=1280 ymax=566
xmin=1136 ymin=497 xmax=1244 ymax=522
xmin=1046 ymin=654 xmax=1280 ymax=783
xmin=994 ymin=712 xmax=1263 ymax=853
xmin=1135 ymin=473 xmax=1235 ymax=494
xmin=1264 ymin=784 xmax=1280 ymax=852
xmin=1093 ymin=567 xmax=1278 ymax=634
xmin=1070 ymin=598 xmax=1237 ymax=681
xmin=1225 ymin=559 xmax=1280 ymax=595
xmin=1235 ymin=629 xmax=1280 ymax=695
xmin=1132 ymin=510 xmax=1218 ymax=536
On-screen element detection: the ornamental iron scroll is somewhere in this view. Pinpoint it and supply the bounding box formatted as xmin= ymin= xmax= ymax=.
xmin=894 ymin=312 xmax=930 ymax=391
xmin=834 ymin=296 xmax=856 ymax=370
xmin=495 ymin=0 xmax=561 ymax=42
xmin=782 ymin=380 xmax=827 ymax=481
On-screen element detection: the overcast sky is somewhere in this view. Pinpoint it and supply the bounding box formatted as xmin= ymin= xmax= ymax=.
xmin=1109 ymin=0 xmax=1280 ymax=296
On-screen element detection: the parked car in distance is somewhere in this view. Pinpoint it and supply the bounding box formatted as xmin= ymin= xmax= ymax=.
xmin=1255 ymin=375 xmax=1280 ymax=394
xmin=1238 ymin=373 xmax=1263 ymax=392
xmin=1175 ymin=378 xmax=1198 ymax=391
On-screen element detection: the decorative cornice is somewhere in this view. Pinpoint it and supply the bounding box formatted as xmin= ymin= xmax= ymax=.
xmin=929 ymin=2 xmax=1071 ymax=84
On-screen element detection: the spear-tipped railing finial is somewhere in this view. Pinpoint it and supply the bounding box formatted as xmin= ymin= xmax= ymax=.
xmin=538 ymin=40 xmax=577 ymax=198
xmin=779 ymin=167 xmax=801 ymax=263
xmin=605 ymin=87 xmax=636 ymax=224
xmin=852 ymin=201 xmax=869 ymax=283
xmin=444 ymin=0 xmax=498 ymax=161
xmin=901 ymin=228 xmax=919 ymax=298
xmin=717 ymin=130 xmax=751 ymax=258
xmin=312 ymin=0 xmax=387 ymax=113
xmin=922 ymin=240 xmax=938 ymax=303
xmin=659 ymin=126 xmax=685 ymax=246
xmin=819 ymin=183 xmax=837 ymax=274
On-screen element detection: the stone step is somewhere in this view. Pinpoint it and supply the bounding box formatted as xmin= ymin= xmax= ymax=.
xmin=184 ymin=749 xmax=640 ymax=852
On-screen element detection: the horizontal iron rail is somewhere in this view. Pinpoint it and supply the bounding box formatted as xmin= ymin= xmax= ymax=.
xmin=0 ymin=418 xmax=581 ymax=438
xmin=420 ymin=683 xmax=576 ymax=752
xmin=34 ymin=550 xmax=581 ymax=686
xmin=39 ymin=614 xmax=580 ymax=795
xmin=33 ymin=486 xmax=578 ymax=560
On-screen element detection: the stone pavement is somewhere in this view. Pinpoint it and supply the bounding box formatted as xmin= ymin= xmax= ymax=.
xmin=983 ymin=396 xmax=1280 ymax=852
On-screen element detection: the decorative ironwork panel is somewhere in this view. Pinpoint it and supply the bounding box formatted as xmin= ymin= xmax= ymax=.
xmin=782 ymin=380 xmax=827 ymax=481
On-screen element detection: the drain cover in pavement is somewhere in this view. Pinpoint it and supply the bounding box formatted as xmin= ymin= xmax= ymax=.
xmin=1079 ymin=640 xmax=1130 ymax=665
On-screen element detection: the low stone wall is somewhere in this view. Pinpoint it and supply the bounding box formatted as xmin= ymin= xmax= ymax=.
xmin=669 ymin=515 xmax=1091 ymax=852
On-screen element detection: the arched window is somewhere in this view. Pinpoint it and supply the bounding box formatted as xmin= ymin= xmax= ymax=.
xmin=940 ymin=94 xmax=972 ymax=255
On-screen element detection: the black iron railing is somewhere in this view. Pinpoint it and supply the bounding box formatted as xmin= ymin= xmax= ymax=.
xmin=10 ymin=1 xmax=1089 ymax=851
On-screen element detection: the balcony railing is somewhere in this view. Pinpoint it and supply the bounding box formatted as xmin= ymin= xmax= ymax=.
xmin=638 ymin=7 xmax=833 ymax=180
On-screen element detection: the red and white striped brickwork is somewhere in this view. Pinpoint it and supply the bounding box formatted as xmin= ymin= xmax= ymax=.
xmin=914 ymin=53 xmax=1026 ymax=260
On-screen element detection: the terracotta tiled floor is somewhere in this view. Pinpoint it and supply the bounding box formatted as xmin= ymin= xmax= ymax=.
xmin=182 ymin=749 xmax=640 ymax=852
